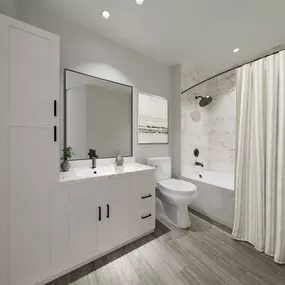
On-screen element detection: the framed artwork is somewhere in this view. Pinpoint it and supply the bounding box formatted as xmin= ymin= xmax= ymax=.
xmin=138 ymin=93 xmax=169 ymax=144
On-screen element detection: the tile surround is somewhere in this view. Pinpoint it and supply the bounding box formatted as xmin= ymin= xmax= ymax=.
xmin=181 ymin=69 xmax=236 ymax=177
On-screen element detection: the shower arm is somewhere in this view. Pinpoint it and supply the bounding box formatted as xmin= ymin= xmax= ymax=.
xmin=195 ymin=96 xmax=204 ymax=100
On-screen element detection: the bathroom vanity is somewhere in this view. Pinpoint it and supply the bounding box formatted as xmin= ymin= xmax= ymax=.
xmin=0 ymin=13 xmax=156 ymax=285
xmin=52 ymin=159 xmax=155 ymax=283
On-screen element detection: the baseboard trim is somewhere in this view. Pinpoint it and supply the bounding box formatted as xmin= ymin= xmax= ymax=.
xmin=37 ymin=230 xmax=154 ymax=285
xmin=188 ymin=207 xmax=232 ymax=234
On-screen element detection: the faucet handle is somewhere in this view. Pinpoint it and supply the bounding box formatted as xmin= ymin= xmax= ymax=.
xmin=88 ymin=149 xmax=94 ymax=158
xmin=88 ymin=149 xmax=98 ymax=158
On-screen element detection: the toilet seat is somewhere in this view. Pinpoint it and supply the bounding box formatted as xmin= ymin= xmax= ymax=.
xmin=158 ymin=179 xmax=197 ymax=196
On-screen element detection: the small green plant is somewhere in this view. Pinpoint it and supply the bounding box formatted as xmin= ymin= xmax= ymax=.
xmin=62 ymin=146 xmax=75 ymax=161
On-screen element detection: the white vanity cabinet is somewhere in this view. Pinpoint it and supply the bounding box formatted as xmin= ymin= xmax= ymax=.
xmin=53 ymin=167 xmax=155 ymax=282
xmin=0 ymin=14 xmax=60 ymax=285
xmin=57 ymin=174 xmax=133 ymax=267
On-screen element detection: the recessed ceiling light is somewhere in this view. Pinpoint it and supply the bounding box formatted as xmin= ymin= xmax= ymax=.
xmin=233 ymin=48 xmax=240 ymax=53
xmin=135 ymin=0 xmax=144 ymax=5
xmin=101 ymin=10 xmax=110 ymax=20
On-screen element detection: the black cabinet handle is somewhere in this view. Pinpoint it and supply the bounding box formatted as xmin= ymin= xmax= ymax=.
xmin=54 ymin=100 xmax=57 ymax=117
xmin=54 ymin=126 xmax=57 ymax=142
xmin=141 ymin=214 xmax=152 ymax=220
xmin=106 ymin=204 xmax=110 ymax=218
xmin=98 ymin=206 xmax=102 ymax=221
xmin=141 ymin=194 xmax=152 ymax=199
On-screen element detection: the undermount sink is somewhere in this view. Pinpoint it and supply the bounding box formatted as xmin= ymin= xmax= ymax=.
xmin=75 ymin=165 xmax=113 ymax=178
xmin=75 ymin=168 xmax=96 ymax=178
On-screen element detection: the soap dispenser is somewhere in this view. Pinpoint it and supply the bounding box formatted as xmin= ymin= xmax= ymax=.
xmin=115 ymin=152 xmax=124 ymax=166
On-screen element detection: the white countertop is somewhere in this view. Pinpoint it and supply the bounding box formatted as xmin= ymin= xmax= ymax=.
xmin=60 ymin=162 xmax=155 ymax=183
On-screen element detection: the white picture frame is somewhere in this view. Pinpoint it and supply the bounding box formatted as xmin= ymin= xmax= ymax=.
xmin=138 ymin=93 xmax=169 ymax=144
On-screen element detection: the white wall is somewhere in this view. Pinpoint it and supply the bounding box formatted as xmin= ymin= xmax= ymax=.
xmin=171 ymin=66 xmax=182 ymax=178
xmin=17 ymin=3 xmax=174 ymax=164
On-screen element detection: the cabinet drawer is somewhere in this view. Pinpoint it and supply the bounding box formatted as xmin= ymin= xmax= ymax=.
xmin=132 ymin=197 xmax=155 ymax=238
xmin=130 ymin=171 xmax=156 ymax=238
xmin=139 ymin=195 xmax=155 ymax=215
xmin=130 ymin=171 xmax=155 ymax=197
xmin=140 ymin=193 xmax=154 ymax=200
xmin=132 ymin=211 xmax=155 ymax=237
xmin=139 ymin=188 xmax=155 ymax=200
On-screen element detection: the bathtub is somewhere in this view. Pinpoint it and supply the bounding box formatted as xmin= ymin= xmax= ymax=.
xmin=183 ymin=171 xmax=235 ymax=229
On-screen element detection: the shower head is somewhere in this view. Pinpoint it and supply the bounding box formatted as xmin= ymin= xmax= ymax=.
xmin=195 ymin=96 xmax=213 ymax=107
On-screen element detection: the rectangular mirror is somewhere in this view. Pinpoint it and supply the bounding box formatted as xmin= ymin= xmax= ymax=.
xmin=64 ymin=69 xmax=133 ymax=160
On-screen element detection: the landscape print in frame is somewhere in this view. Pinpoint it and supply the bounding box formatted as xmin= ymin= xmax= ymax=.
xmin=138 ymin=93 xmax=168 ymax=144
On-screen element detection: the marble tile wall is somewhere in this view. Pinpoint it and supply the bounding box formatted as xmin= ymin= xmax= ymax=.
xmin=181 ymin=81 xmax=210 ymax=176
xmin=182 ymin=69 xmax=204 ymax=90
xmin=181 ymin=69 xmax=236 ymax=177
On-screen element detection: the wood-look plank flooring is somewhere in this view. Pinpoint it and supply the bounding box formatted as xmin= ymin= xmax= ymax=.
xmin=47 ymin=213 xmax=285 ymax=285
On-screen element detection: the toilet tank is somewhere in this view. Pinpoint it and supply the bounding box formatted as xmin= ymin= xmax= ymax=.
xmin=147 ymin=157 xmax=171 ymax=181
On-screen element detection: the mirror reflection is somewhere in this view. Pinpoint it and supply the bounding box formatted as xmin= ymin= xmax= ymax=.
xmin=65 ymin=70 xmax=133 ymax=160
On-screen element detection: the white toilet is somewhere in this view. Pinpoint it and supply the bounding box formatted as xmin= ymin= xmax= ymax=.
xmin=147 ymin=157 xmax=197 ymax=228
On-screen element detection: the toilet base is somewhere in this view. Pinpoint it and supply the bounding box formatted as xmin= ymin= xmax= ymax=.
xmin=156 ymin=197 xmax=191 ymax=229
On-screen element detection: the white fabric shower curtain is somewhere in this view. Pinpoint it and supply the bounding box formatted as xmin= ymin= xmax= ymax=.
xmin=233 ymin=50 xmax=285 ymax=264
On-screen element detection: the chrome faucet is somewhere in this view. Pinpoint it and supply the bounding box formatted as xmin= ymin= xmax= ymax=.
xmin=88 ymin=149 xmax=98 ymax=169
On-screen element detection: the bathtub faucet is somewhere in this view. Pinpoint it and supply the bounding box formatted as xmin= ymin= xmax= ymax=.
xmin=195 ymin=161 xmax=204 ymax=167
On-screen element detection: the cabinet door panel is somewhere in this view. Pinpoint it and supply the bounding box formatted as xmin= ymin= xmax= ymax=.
xmin=97 ymin=174 xmax=131 ymax=254
xmin=9 ymin=126 xmax=57 ymax=285
xmin=51 ymin=181 xmax=100 ymax=276
xmin=66 ymin=181 xmax=99 ymax=265
xmin=69 ymin=206 xmax=98 ymax=264
xmin=0 ymin=14 xmax=60 ymax=285
xmin=8 ymin=25 xmax=59 ymax=127
xmin=109 ymin=175 xmax=132 ymax=244
xmin=51 ymin=188 xmax=69 ymax=273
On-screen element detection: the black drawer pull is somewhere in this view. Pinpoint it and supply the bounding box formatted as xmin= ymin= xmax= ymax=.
xmin=54 ymin=100 xmax=57 ymax=117
xmin=98 ymin=206 xmax=102 ymax=221
xmin=106 ymin=204 xmax=110 ymax=218
xmin=141 ymin=214 xmax=152 ymax=220
xmin=54 ymin=126 xmax=57 ymax=142
xmin=141 ymin=194 xmax=152 ymax=199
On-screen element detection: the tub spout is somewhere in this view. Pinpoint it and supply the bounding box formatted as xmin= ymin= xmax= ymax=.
xmin=195 ymin=161 xmax=204 ymax=167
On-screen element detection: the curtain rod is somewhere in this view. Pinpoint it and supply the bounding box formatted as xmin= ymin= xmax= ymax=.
xmin=181 ymin=48 xmax=284 ymax=94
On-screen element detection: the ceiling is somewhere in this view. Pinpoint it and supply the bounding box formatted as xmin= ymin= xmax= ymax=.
xmin=22 ymin=0 xmax=285 ymax=77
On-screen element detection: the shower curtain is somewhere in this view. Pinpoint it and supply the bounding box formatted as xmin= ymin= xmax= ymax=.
xmin=232 ymin=50 xmax=285 ymax=264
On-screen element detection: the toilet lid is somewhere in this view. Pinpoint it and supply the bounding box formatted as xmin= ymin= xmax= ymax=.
xmin=158 ymin=179 xmax=197 ymax=195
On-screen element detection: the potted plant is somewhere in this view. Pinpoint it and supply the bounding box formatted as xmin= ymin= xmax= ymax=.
xmin=61 ymin=146 xmax=75 ymax=172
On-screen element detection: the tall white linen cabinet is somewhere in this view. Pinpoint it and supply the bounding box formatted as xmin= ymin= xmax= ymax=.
xmin=0 ymin=14 xmax=60 ymax=285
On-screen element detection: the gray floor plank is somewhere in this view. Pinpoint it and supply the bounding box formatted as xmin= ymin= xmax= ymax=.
xmin=46 ymin=214 xmax=285 ymax=285
xmin=112 ymin=255 xmax=140 ymax=285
